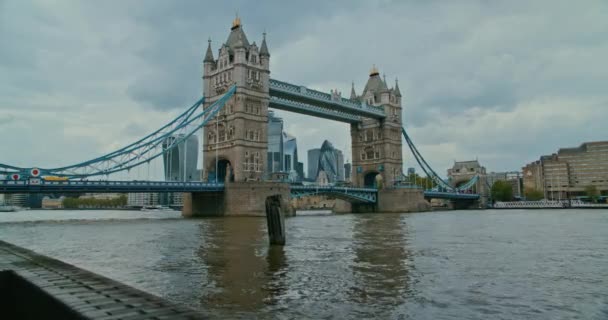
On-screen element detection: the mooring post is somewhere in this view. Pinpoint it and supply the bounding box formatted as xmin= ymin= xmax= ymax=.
xmin=265 ymin=195 xmax=285 ymax=245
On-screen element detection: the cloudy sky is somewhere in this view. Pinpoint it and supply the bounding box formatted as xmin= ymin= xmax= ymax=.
xmin=1 ymin=0 xmax=606 ymax=178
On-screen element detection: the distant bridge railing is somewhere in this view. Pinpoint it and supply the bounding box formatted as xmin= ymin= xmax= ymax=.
xmin=290 ymin=185 xmax=378 ymax=203
xmin=0 ymin=180 xmax=225 ymax=194
xmin=423 ymin=190 xmax=480 ymax=200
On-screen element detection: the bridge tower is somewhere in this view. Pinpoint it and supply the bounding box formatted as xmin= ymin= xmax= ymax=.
xmin=448 ymin=160 xmax=489 ymax=207
xmin=350 ymin=67 xmax=404 ymax=188
xmin=202 ymin=17 xmax=270 ymax=183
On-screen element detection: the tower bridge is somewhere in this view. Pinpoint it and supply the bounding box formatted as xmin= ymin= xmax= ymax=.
xmin=0 ymin=17 xmax=481 ymax=214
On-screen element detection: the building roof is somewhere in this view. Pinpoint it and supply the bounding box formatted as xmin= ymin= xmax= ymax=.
xmin=363 ymin=73 xmax=389 ymax=95
xmin=225 ymin=24 xmax=250 ymax=51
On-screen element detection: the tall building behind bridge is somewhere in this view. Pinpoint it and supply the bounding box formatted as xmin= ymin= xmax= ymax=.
xmin=307 ymin=140 xmax=345 ymax=183
xmin=307 ymin=148 xmax=321 ymax=181
xmin=523 ymin=141 xmax=608 ymax=199
xmin=163 ymin=134 xmax=198 ymax=181
xmin=267 ymin=111 xmax=302 ymax=182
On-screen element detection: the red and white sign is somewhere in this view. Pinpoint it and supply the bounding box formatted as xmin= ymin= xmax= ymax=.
xmin=30 ymin=168 xmax=41 ymax=177
xmin=11 ymin=174 xmax=20 ymax=181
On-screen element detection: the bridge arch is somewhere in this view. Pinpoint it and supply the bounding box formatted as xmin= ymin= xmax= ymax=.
xmin=208 ymin=158 xmax=234 ymax=183
xmin=363 ymin=171 xmax=380 ymax=188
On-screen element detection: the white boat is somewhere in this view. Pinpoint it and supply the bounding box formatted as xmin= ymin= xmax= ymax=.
xmin=0 ymin=205 xmax=19 ymax=212
xmin=141 ymin=205 xmax=174 ymax=212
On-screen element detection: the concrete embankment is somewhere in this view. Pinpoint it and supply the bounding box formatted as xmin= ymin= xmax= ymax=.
xmin=0 ymin=240 xmax=204 ymax=319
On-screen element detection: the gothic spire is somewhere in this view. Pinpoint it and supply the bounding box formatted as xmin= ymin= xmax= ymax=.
xmin=204 ymin=38 xmax=214 ymax=63
xmin=260 ymin=32 xmax=270 ymax=57
xmin=394 ymin=78 xmax=402 ymax=97
xmin=350 ymin=81 xmax=357 ymax=99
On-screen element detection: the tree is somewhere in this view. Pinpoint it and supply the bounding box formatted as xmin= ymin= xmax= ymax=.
xmin=524 ymin=188 xmax=544 ymax=201
xmin=491 ymin=180 xmax=513 ymax=201
xmin=585 ymin=185 xmax=600 ymax=202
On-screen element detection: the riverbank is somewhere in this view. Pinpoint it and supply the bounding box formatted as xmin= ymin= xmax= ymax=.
xmin=0 ymin=240 xmax=203 ymax=319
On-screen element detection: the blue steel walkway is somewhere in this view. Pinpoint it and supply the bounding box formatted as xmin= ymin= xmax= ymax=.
xmin=1 ymin=180 xmax=479 ymax=202
xmin=0 ymin=180 xmax=224 ymax=194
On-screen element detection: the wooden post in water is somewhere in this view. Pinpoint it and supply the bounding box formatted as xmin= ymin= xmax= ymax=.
xmin=265 ymin=195 xmax=285 ymax=245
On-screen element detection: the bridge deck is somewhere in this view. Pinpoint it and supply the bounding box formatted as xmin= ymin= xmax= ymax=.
xmin=1 ymin=180 xmax=480 ymax=202
xmin=0 ymin=180 xmax=224 ymax=193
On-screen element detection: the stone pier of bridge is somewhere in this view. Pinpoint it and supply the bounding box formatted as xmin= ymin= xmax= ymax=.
xmin=183 ymin=181 xmax=292 ymax=217
xmin=182 ymin=182 xmax=429 ymax=217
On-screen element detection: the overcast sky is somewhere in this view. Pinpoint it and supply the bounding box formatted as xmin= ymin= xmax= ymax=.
xmin=1 ymin=0 xmax=606 ymax=178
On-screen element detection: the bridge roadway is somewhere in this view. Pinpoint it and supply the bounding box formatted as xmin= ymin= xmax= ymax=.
xmin=0 ymin=180 xmax=479 ymax=202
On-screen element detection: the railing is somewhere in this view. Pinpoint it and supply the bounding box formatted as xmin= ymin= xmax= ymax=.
xmin=0 ymin=180 xmax=225 ymax=193
xmin=423 ymin=190 xmax=480 ymax=200
xmin=291 ymin=185 xmax=378 ymax=193
xmin=290 ymin=185 xmax=378 ymax=203
xmin=494 ymin=200 xmax=608 ymax=209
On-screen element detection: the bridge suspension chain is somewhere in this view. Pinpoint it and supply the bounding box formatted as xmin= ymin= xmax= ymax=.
xmin=1 ymin=86 xmax=237 ymax=180
xmin=401 ymin=126 xmax=478 ymax=192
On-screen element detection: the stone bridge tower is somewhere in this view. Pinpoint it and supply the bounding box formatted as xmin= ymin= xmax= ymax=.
xmin=448 ymin=160 xmax=489 ymax=206
xmin=202 ymin=17 xmax=270 ymax=182
xmin=350 ymin=66 xmax=404 ymax=188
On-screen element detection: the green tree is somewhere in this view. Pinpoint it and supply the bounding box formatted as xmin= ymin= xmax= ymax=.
xmin=524 ymin=188 xmax=544 ymax=201
xmin=491 ymin=180 xmax=513 ymax=201
xmin=585 ymin=185 xmax=600 ymax=202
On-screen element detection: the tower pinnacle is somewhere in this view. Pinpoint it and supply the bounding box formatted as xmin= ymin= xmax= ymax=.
xmin=204 ymin=38 xmax=214 ymax=63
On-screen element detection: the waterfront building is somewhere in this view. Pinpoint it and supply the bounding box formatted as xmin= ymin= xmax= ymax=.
xmin=127 ymin=193 xmax=160 ymax=207
xmin=4 ymin=193 xmax=27 ymax=207
xmin=163 ymin=134 xmax=199 ymax=181
xmin=80 ymin=193 xmax=122 ymax=200
xmin=41 ymin=196 xmax=64 ymax=209
xmin=487 ymin=171 xmax=523 ymax=198
xmin=522 ymin=141 xmax=608 ymax=199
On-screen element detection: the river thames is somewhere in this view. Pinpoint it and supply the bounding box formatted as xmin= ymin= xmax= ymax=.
xmin=0 ymin=209 xmax=606 ymax=319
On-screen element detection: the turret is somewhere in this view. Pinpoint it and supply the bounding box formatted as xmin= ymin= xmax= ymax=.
xmin=260 ymin=32 xmax=270 ymax=70
xmin=203 ymin=39 xmax=215 ymax=75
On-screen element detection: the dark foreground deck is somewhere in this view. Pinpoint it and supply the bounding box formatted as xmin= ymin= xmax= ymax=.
xmin=0 ymin=240 xmax=204 ymax=319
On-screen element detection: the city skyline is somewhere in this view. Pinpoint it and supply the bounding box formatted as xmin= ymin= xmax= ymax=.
xmin=0 ymin=1 xmax=606 ymax=175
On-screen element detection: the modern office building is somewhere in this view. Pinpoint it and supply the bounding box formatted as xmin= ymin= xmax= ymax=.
xmin=523 ymin=141 xmax=608 ymax=199
xmin=163 ymin=134 xmax=199 ymax=182
xmin=309 ymin=140 xmax=346 ymax=184
xmin=267 ymin=111 xmax=302 ymax=182
xmin=127 ymin=193 xmax=160 ymax=207
xmin=344 ymin=162 xmax=352 ymax=182
xmin=267 ymin=111 xmax=284 ymax=173
xmin=307 ymin=148 xmax=321 ymax=181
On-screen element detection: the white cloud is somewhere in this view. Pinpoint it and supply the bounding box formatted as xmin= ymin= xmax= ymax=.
xmin=0 ymin=0 xmax=606 ymax=179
